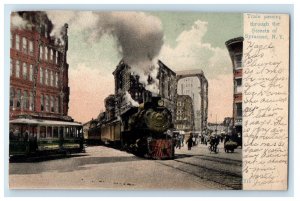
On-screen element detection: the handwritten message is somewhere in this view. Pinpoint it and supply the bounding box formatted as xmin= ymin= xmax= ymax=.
xmin=243 ymin=13 xmax=289 ymax=190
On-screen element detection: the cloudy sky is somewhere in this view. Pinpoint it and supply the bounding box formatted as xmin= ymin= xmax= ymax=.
xmin=50 ymin=12 xmax=243 ymax=123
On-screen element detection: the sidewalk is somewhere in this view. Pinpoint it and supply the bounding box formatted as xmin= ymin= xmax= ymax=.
xmin=174 ymin=143 xmax=242 ymax=161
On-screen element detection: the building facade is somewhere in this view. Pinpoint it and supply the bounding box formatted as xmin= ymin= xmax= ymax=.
xmin=174 ymin=95 xmax=194 ymax=132
xmin=112 ymin=60 xmax=177 ymax=121
xmin=176 ymin=70 xmax=208 ymax=133
xmin=10 ymin=12 xmax=71 ymax=121
xmin=225 ymin=37 xmax=244 ymax=135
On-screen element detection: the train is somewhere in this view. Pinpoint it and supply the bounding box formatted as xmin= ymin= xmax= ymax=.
xmin=9 ymin=117 xmax=84 ymax=157
xmin=87 ymin=97 xmax=175 ymax=159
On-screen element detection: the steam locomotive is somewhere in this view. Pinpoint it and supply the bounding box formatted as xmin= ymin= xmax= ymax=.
xmin=88 ymin=97 xmax=175 ymax=159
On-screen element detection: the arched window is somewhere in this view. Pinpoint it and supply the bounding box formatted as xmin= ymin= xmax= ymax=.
xmin=29 ymin=64 xmax=33 ymax=81
xmin=40 ymin=67 xmax=43 ymax=84
xmin=22 ymin=63 xmax=27 ymax=80
xmin=10 ymin=87 xmax=14 ymax=108
xmin=29 ymin=91 xmax=34 ymax=111
xmin=45 ymin=69 xmax=48 ymax=85
xmin=16 ymin=61 xmax=20 ymax=78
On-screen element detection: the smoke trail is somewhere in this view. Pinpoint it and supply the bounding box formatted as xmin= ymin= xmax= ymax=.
xmin=12 ymin=11 xmax=163 ymax=93
xmin=46 ymin=11 xmax=163 ymax=93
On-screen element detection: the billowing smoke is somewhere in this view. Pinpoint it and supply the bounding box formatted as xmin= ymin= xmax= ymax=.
xmin=46 ymin=11 xmax=163 ymax=94
xmin=11 ymin=12 xmax=52 ymax=32
xmin=125 ymin=92 xmax=140 ymax=107
xmin=11 ymin=14 xmax=27 ymax=29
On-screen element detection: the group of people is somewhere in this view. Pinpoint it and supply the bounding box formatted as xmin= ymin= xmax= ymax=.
xmin=172 ymin=129 xmax=242 ymax=152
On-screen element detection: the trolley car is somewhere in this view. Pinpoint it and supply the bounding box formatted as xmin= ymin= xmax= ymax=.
xmin=9 ymin=117 xmax=84 ymax=156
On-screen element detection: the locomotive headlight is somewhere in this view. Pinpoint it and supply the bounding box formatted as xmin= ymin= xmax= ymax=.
xmin=158 ymin=100 xmax=164 ymax=106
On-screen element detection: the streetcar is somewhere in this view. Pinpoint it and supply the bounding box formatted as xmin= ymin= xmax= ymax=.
xmin=9 ymin=117 xmax=84 ymax=156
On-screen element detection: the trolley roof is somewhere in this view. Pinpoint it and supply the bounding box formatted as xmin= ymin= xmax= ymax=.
xmin=10 ymin=118 xmax=82 ymax=126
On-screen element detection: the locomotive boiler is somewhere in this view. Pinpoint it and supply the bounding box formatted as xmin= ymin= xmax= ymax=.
xmin=100 ymin=96 xmax=175 ymax=159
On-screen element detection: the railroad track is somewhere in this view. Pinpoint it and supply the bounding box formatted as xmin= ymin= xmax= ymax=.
xmin=157 ymin=154 xmax=242 ymax=190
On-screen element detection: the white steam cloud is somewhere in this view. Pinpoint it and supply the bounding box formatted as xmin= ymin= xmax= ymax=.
xmin=11 ymin=14 xmax=28 ymax=29
xmin=125 ymin=92 xmax=140 ymax=107
xmin=46 ymin=11 xmax=163 ymax=94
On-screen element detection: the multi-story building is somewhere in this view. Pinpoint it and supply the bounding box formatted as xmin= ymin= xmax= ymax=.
xmin=225 ymin=37 xmax=244 ymax=135
xmin=174 ymin=95 xmax=194 ymax=132
xmin=10 ymin=12 xmax=71 ymax=121
xmin=176 ymin=70 xmax=208 ymax=133
xmin=112 ymin=59 xmax=177 ymax=121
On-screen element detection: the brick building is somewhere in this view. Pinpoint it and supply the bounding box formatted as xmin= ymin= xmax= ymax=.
xmin=225 ymin=37 xmax=244 ymax=135
xmin=10 ymin=12 xmax=71 ymax=121
xmin=174 ymin=95 xmax=194 ymax=132
xmin=112 ymin=60 xmax=177 ymax=120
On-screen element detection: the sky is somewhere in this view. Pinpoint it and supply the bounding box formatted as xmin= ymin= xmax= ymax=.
xmin=53 ymin=11 xmax=243 ymax=123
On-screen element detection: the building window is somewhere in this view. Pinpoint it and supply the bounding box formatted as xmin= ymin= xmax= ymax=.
xmin=39 ymin=45 xmax=43 ymax=60
xmin=55 ymin=97 xmax=59 ymax=113
xmin=29 ymin=40 xmax=34 ymax=56
xmin=47 ymin=127 xmax=52 ymax=138
xmin=56 ymin=51 xmax=59 ymax=64
xmin=16 ymin=89 xmax=21 ymax=108
xmin=50 ymin=96 xmax=54 ymax=112
xmin=16 ymin=35 xmax=20 ymax=51
xmin=53 ymin=127 xmax=58 ymax=138
xmin=45 ymin=69 xmax=48 ymax=85
xmin=29 ymin=91 xmax=34 ymax=111
xmin=22 ymin=37 xmax=27 ymax=53
xmin=10 ymin=60 xmax=13 ymax=76
xmin=55 ymin=72 xmax=59 ymax=87
xmin=50 ymin=71 xmax=54 ymax=87
xmin=50 ymin=49 xmax=53 ymax=61
xmin=45 ymin=47 xmax=48 ymax=61
xmin=45 ymin=24 xmax=48 ymax=38
xmin=10 ymin=87 xmax=14 ymax=108
xmin=40 ymin=126 xmax=46 ymax=138
xmin=234 ymin=54 xmax=243 ymax=68
xmin=23 ymin=91 xmax=28 ymax=110
xmin=29 ymin=64 xmax=33 ymax=81
xmin=235 ymin=78 xmax=242 ymax=94
xmin=22 ymin=63 xmax=27 ymax=80
xmin=41 ymin=94 xmax=44 ymax=111
xmin=236 ymin=103 xmax=242 ymax=118
xmin=16 ymin=61 xmax=20 ymax=78
xmin=45 ymin=95 xmax=49 ymax=112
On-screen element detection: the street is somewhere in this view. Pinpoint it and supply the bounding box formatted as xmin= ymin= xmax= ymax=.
xmin=9 ymin=144 xmax=242 ymax=190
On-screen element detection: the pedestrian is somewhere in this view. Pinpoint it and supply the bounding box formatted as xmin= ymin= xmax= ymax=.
xmin=186 ymin=134 xmax=193 ymax=150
